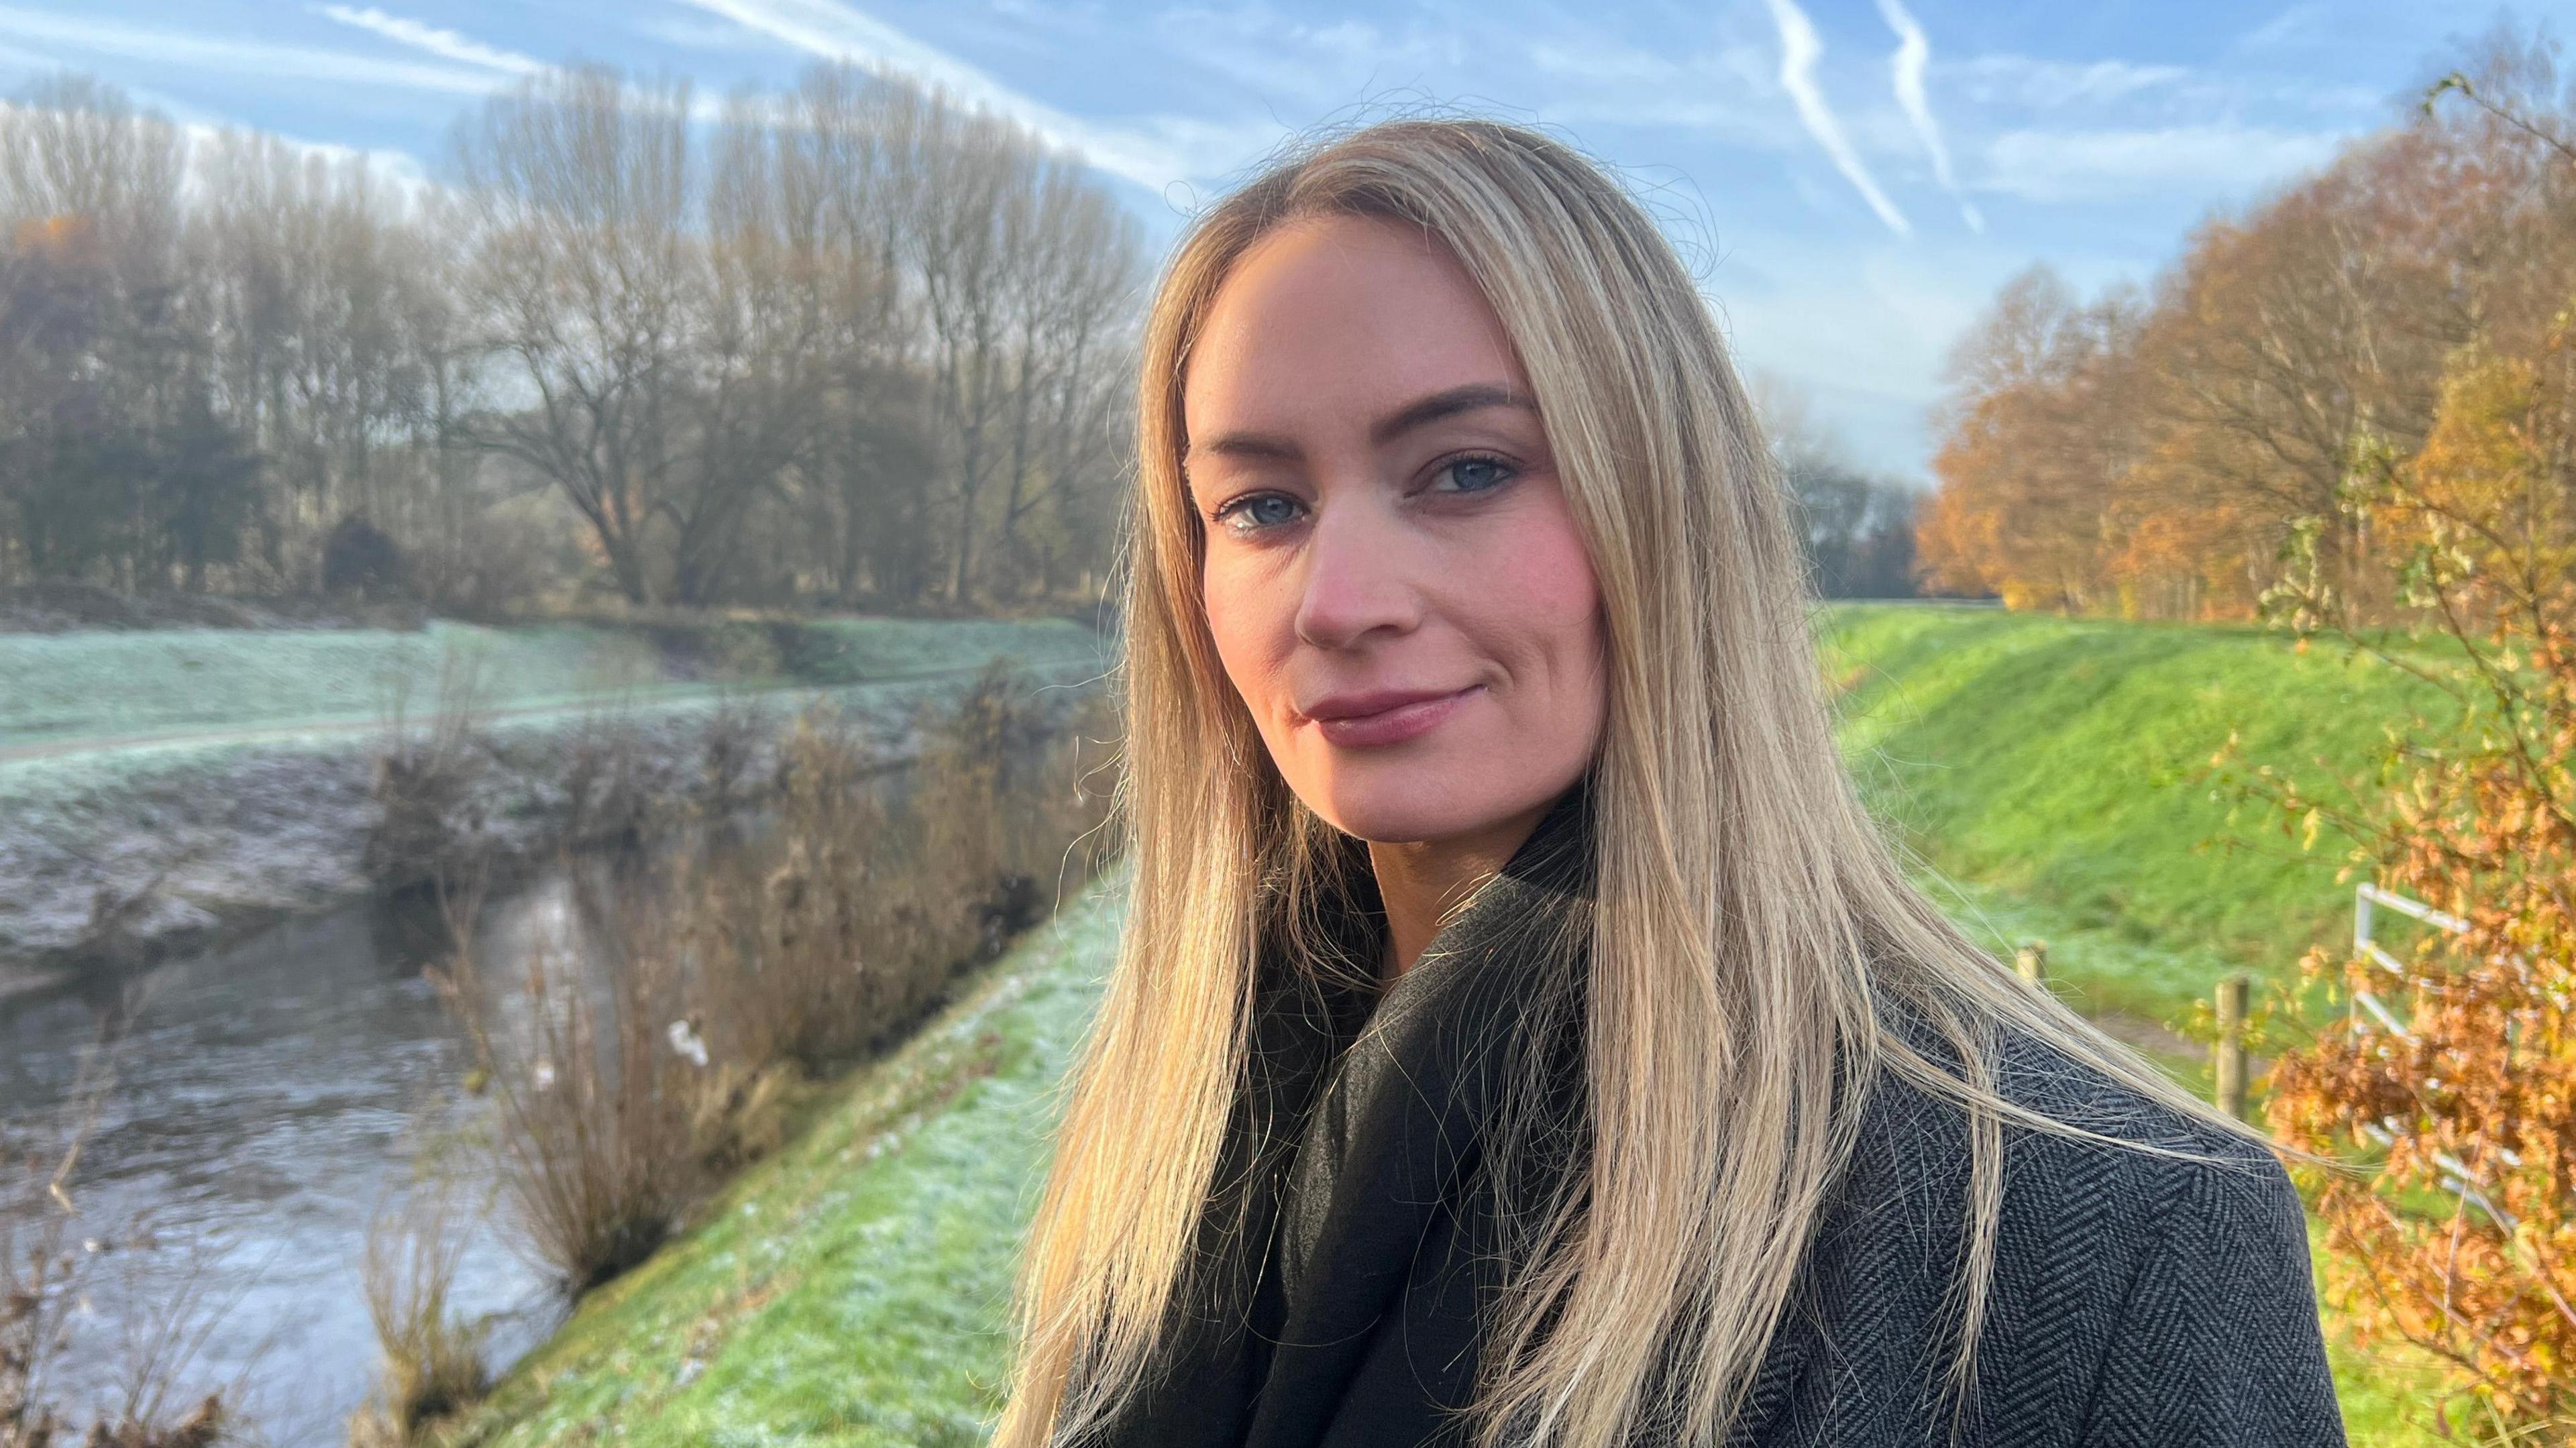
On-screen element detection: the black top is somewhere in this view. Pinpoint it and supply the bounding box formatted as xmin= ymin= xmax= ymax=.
xmin=1085 ymin=776 xmax=2348 ymax=1447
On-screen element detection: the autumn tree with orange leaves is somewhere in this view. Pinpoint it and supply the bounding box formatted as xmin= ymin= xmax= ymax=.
xmin=1921 ymin=27 xmax=2575 ymax=624
xmin=2240 ymin=62 xmax=2576 ymax=1437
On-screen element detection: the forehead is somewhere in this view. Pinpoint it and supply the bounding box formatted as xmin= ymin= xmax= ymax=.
xmin=1183 ymin=213 xmax=1527 ymax=435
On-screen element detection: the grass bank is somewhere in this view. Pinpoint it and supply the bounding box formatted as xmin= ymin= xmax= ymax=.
xmin=1819 ymin=602 xmax=2453 ymax=1026
xmin=0 ymin=615 xmax=1111 ymax=981
xmin=441 ymin=604 xmax=2455 ymax=1446
xmin=0 ymin=616 xmax=1099 ymax=755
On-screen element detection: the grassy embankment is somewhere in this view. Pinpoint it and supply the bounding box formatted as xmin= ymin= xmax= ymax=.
xmin=0 ymin=615 xmax=1101 ymax=760
xmin=0 ymin=612 xmax=1110 ymax=987
xmin=1825 ymin=604 xmax=2463 ymax=1443
xmin=437 ymin=603 xmax=2460 ymax=1447
xmin=1821 ymin=602 xmax=2451 ymax=1034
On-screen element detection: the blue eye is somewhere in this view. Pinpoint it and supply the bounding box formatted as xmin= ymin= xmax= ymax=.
xmin=1431 ymin=455 xmax=1515 ymax=494
xmin=1208 ymin=457 xmax=1515 ymax=537
xmin=1212 ymin=492 xmax=1303 ymax=533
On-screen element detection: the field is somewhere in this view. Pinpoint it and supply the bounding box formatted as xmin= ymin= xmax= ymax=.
xmin=435 ymin=604 xmax=2458 ymax=1445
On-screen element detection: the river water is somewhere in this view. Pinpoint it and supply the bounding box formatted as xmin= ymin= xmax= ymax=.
xmin=0 ymin=866 xmax=610 ymax=1445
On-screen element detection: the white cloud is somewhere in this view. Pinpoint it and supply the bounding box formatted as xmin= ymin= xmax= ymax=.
xmin=312 ymin=5 xmax=544 ymax=76
xmin=1978 ymin=123 xmax=2345 ymax=202
xmin=1762 ymin=0 xmax=1909 ymax=237
xmin=1874 ymin=0 xmax=1980 ymax=233
xmin=672 ymin=0 xmax=1237 ymax=191
xmin=1155 ymin=7 xmax=1435 ymax=106
xmin=2233 ymin=3 xmax=2326 ymax=55
xmin=0 ymin=35 xmax=58 ymax=74
xmin=635 ymin=14 xmax=773 ymax=50
xmin=1948 ymin=54 xmax=2192 ymax=111
xmin=0 ymin=5 xmax=504 ymax=95
xmin=1514 ymin=32 xmax=1791 ymax=149
xmin=1717 ymin=235 xmax=2008 ymax=475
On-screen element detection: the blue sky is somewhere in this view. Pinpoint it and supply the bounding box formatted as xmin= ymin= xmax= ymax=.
xmin=0 ymin=0 xmax=2557 ymax=478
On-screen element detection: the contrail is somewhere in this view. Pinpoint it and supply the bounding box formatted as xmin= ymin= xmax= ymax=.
xmin=312 ymin=4 xmax=543 ymax=75
xmin=1763 ymin=0 xmax=1911 ymax=237
xmin=1875 ymin=0 xmax=1984 ymax=232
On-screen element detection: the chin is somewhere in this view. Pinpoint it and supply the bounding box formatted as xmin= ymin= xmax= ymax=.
xmin=1298 ymin=757 xmax=1513 ymax=845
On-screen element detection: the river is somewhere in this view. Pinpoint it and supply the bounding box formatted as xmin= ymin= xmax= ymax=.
xmin=1 ymin=862 xmax=620 ymax=1445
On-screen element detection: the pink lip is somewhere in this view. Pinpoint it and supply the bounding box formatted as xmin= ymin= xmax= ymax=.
xmin=1301 ymin=684 xmax=1482 ymax=748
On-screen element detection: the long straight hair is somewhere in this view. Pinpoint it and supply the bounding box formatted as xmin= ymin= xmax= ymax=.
xmin=993 ymin=116 xmax=2290 ymax=1448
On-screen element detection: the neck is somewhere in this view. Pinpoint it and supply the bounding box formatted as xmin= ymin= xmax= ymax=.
xmin=1366 ymin=795 xmax=1553 ymax=988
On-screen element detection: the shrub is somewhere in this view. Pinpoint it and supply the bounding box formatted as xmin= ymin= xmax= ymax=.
xmin=425 ymin=663 xmax=1116 ymax=1298
xmin=365 ymin=648 xmax=492 ymax=891
xmin=425 ymin=865 xmax=705 ymax=1294
xmin=323 ymin=516 xmax=407 ymax=600
xmin=2249 ymin=283 xmax=2576 ymax=1437
xmin=350 ymin=1180 xmax=489 ymax=1444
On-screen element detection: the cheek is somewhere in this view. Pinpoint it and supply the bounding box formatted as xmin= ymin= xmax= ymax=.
xmin=1485 ymin=503 xmax=1603 ymax=677
xmin=1200 ymin=559 xmax=1286 ymax=704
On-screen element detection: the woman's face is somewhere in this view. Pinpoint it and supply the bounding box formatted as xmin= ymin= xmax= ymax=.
xmin=1181 ymin=212 xmax=1607 ymax=847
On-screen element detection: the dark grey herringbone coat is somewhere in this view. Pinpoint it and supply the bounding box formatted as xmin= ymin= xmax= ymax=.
xmin=1091 ymin=778 xmax=2349 ymax=1448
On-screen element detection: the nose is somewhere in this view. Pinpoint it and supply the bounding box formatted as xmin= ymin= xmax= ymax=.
xmin=1293 ymin=490 xmax=1421 ymax=651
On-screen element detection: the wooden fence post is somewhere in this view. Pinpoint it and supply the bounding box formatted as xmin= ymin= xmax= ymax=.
xmin=2215 ymin=972 xmax=2249 ymax=1121
xmin=2013 ymin=941 xmax=2048 ymax=986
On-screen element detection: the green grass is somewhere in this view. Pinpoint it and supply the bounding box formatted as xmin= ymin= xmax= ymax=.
xmin=1821 ymin=602 xmax=2456 ymax=1023
xmin=0 ymin=616 xmax=1099 ymax=749
xmin=1827 ymin=603 xmax=2461 ymax=1444
xmin=439 ymin=604 xmax=2467 ymax=1447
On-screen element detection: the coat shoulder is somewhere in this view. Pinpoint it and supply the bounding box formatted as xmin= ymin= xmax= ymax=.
xmin=1770 ymin=1009 xmax=2340 ymax=1446
xmin=1837 ymin=1006 xmax=2298 ymax=1260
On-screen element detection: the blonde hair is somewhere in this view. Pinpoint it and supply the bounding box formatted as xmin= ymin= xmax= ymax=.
xmin=994 ymin=116 xmax=2289 ymax=1448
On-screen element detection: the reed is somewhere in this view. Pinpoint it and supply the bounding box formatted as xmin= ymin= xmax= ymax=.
xmin=364 ymin=647 xmax=493 ymax=890
xmin=347 ymin=1178 xmax=490 ymax=1446
xmin=427 ymin=860 xmax=704 ymax=1294
xmin=425 ymin=663 xmax=1115 ymax=1296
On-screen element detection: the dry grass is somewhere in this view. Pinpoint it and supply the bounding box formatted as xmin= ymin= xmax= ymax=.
xmin=419 ymin=661 xmax=1114 ymax=1302
xmin=346 ymin=1180 xmax=490 ymax=1447
xmin=364 ymin=648 xmax=494 ymax=889
xmin=708 ymin=661 xmax=1114 ymax=1073
xmin=692 ymin=691 xmax=775 ymax=812
xmin=426 ymin=863 xmax=705 ymax=1296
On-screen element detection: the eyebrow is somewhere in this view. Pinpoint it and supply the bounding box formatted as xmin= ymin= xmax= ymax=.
xmin=1183 ymin=382 xmax=1540 ymax=465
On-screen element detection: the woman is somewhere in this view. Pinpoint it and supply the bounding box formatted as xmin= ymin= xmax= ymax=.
xmin=996 ymin=117 xmax=2345 ymax=1448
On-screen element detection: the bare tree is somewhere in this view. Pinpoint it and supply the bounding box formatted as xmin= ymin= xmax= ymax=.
xmin=450 ymin=64 xmax=696 ymax=606
xmin=889 ymin=93 xmax=1028 ymax=606
xmin=0 ymin=60 xmax=1144 ymax=614
xmin=773 ymin=65 xmax=932 ymax=605
xmin=663 ymin=89 xmax=837 ymax=606
xmin=195 ymin=130 xmax=448 ymax=588
xmin=0 ymin=77 xmax=254 ymax=596
xmin=0 ymin=74 xmax=184 ymax=296
xmin=991 ymin=166 xmax=1141 ymax=602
